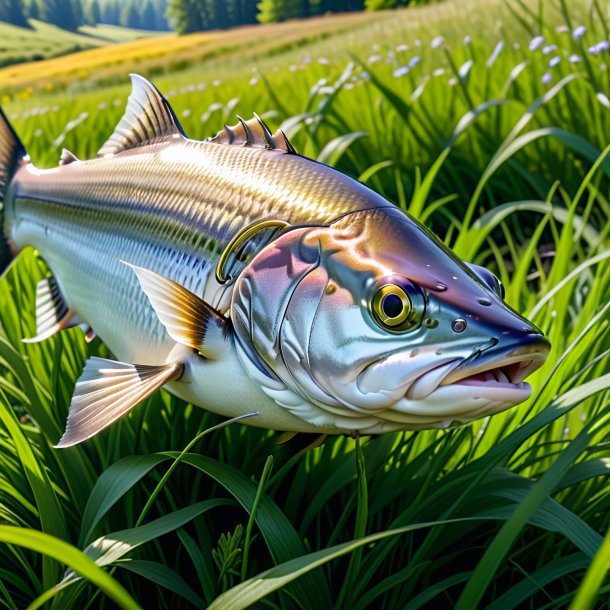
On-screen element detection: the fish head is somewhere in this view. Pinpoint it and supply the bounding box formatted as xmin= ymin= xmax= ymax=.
xmin=231 ymin=206 xmax=550 ymax=431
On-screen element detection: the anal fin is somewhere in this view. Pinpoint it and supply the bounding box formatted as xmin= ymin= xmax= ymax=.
xmin=55 ymin=357 xmax=183 ymax=448
xmin=23 ymin=276 xmax=81 ymax=343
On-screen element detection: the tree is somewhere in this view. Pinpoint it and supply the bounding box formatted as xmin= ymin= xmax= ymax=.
xmin=237 ymin=0 xmax=257 ymax=24
xmin=153 ymin=0 xmax=170 ymax=30
xmin=120 ymin=0 xmax=140 ymax=28
xmin=257 ymin=0 xmax=302 ymax=23
xmin=101 ymin=0 xmax=119 ymax=24
xmin=39 ymin=0 xmax=80 ymax=30
xmin=71 ymin=0 xmax=83 ymax=26
xmin=28 ymin=0 xmax=39 ymax=19
xmin=0 ymin=0 xmax=30 ymax=27
xmin=209 ymin=0 xmax=229 ymax=29
xmin=166 ymin=0 xmax=206 ymax=34
xmin=140 ymin=0 xmax=156 ymax=29
xmin=84 ymin=0 xmax=100 ymax=25
xmin=365 ymin=0 xmax=395 ymax=9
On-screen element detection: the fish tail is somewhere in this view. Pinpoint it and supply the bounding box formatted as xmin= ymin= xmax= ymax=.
xmin=0 ymin=108 xmax=26 ymax=278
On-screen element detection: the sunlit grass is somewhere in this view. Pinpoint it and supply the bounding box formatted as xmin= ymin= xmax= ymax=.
xmin=0 ymin=0 xmax=609 ymax=608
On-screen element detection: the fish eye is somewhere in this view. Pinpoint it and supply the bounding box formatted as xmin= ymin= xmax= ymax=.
xmin=371 ymin=279 xmax=424 ymax=332
xmin=496 ymin=279 xmax=505 ymax=299
xmin=467 ymin=263 xmax=505 ymax=300
xmin=485 ymin=272 xmax=505 ymax=299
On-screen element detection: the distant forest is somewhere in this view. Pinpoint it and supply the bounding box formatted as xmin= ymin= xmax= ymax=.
xmin=0 ymin=0 xmax=414 ymax=34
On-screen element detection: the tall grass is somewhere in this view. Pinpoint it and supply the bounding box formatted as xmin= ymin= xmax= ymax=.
xmin=1 ymin=0 xmax=609 ymax=608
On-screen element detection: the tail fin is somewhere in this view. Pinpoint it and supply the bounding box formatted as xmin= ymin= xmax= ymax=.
xmin=0 ymin=108 xmax=26 ymax=278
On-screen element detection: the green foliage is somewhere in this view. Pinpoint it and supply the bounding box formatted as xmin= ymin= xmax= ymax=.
xmin=140 ymin=0 xmax=156 ymax=30
xmin=83 ymin=0 xmax=100 ymax=25
xmin=257 ymin=0 xmax=301 ymax=23
xmin=1 ymin=0 xmax=610 ymax=608
xmin=0 ymin=0 xmax=29 ymax=27
xmin=119 ymin=0 xmax=140 ymax=29
xmin=365 ymin=0 xmax=396 ymax=10
xmin=37 ymin=0 xmax=81 ymax=31
xmin=166 ymin=0 xmax=205 ymax=34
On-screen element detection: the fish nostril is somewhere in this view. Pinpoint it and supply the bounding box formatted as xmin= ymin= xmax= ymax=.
xmin=452 ymin=318 xmax=467 ymax=333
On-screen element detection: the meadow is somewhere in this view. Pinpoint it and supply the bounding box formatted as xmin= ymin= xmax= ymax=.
xmin=1 ymin=0 xmax=610 ymax=607
xmin=0 ymin=18 xmax=159 ymax=69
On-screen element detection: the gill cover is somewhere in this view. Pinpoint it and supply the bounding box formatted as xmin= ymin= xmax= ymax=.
xmin=231 ymin=206 xmax=549 ymax=432
xmin=231 ymin=208 xmax=444 ymax=414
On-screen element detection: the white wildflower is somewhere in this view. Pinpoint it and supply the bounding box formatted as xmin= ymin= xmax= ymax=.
xmin=573 ymin=25 xmax=586 ymax=40
xmin=458 ymin=59 xmax=473 ymax=79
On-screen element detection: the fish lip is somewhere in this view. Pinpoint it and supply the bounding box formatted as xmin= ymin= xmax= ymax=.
xmin=439 ymin=334 xmax=550 ymax=388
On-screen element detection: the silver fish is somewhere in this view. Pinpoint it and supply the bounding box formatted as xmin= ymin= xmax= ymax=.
xmin=0 ymin=75 xmax=550 ymax=447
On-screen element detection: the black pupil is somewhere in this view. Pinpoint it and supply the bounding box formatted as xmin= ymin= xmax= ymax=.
xmin=382 ymin=293 xmax=404 ymax=318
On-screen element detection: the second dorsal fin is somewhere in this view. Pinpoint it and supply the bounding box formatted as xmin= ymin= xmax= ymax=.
xmin=60 ymin=148 xmax=79 ymax=165
xmin=210 ymin=114 xmax=296 ymax=154
xmin=97 ymin=74 xmax=184 ymax=158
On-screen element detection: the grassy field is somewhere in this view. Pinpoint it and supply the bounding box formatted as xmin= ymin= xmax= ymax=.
xmin=1 ymin=0 xmax=610 ymax=608
xmin=0 ymin=19 xmax=159 ymax=69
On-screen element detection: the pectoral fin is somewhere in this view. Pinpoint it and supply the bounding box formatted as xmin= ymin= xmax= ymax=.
xmin=23 ymin=276 xmax=81 ymax=343
xmin=55 ymin=357 xmax=183 ymax=448
xmin=125 ymin=262 xmax=230 ymax=359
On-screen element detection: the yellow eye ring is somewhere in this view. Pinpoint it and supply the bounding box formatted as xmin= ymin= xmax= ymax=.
xmin=372 ymin=284 xmax=412 ymax=328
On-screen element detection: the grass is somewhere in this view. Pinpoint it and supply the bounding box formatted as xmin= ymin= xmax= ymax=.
xmin=0 ymin=0 xmax=610 ymax=608
xmin=0 ymin=19 xmax=158 ymax=70
xmin=0 ymin=11 xmax=392 ymax=95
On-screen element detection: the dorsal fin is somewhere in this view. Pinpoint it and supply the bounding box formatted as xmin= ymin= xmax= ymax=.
xmin=97 ymin=74 xmax=184 ymax=157
xmin=60 ymin=148 xmax=79 ymax=165
xmin=210 ymin=114 xmax=296 ymax=154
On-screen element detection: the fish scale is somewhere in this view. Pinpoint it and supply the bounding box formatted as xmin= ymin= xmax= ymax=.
xmin=0 ymin=74 xmax=550 ymax=448
xmin=10 ymin=136 xmax=374 ymax=363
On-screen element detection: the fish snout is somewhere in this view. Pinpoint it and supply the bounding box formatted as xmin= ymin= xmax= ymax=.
xmin=441 ymin=332 xmax=550 ymax=389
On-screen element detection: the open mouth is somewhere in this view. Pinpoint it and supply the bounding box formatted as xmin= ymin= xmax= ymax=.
xmin=405 ymin=336 xmax=550 ymax=401
xmin=441 ymin=353 xmax=544 ymax=390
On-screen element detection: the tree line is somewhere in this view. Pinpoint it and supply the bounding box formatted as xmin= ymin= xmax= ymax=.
xmin=0 ymin=0 xmax=412 ymax=34
xmin=0 ymin=0 xmax=171 ymax=31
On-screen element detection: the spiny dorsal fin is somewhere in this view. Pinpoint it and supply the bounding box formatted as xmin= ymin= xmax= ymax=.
xmin=97 ymin=74 xmax=184 ymax=158
xmin=23 ymin=276 xmax=81 ymax=343
xmin=59 ymin=148 xmax=79 ymax=166
xmin=124 ymin=262 xmax=230 ymax=360
xmin=210 ymin=114 xmax=296 ymax=154
xmin=55 ymin=357 xmax=183 ymax=447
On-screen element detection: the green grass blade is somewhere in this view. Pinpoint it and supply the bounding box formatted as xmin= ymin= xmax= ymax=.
xmin=455 ymin=431 xmax=592 ymax=610
xmin=0 ymin=526 xmax=141 ymax=610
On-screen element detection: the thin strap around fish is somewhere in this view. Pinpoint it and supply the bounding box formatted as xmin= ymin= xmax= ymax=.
xmin=55 ymin=358 xmax=183 ymax=448
xmin=216 ymin=219 xmax=291 ymax=285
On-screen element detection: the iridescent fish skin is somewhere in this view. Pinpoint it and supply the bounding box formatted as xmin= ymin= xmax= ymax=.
xmin=0 ymin=75 xmax=550 ymax=446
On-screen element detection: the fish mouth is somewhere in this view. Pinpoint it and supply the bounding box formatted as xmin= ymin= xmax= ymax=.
xmin=405 ymin=334 xmax=550 ymax=401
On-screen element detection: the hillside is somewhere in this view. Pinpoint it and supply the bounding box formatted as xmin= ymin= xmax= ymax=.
xmin=0 ymin=18 xmax=160 ymax=69
xmin=0 ymin=2 xmax=476 ymax=99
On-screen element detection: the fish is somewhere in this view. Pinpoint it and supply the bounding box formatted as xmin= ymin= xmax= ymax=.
xmin=0 ymin=74 xmax=550 ymax=448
